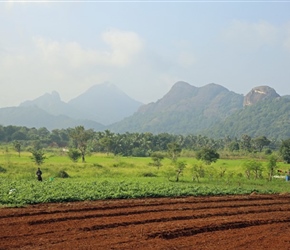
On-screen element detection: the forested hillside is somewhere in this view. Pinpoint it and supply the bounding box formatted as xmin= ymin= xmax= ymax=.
xmin=109 ymin=82 xmax=244 ymax=134
xmin=206 ymin=96 xmax=290 ymax=140
xmin=1 ymin=81 xmax=289 ymax=139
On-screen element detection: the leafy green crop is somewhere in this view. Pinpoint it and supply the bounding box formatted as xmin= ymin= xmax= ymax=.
xmin=0 ymin=151 xmax=290 ymax=207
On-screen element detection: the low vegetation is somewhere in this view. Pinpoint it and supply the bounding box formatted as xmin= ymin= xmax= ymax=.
xmin=0 ymin=146 xmax=290 ymax=207
xmin=1 ymin=125 xmax=290 ymax=207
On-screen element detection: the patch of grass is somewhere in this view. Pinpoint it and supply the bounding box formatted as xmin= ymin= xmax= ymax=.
xmin=0 ymin=151 xmax=290 ymax=207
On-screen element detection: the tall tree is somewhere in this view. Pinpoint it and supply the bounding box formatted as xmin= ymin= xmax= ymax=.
xmin=280 ymin=139 xmax=290 ymax=164
xmin=196 ymin=147 xmax=220 ymax=165
xmin=267 ymin=155 xmax=278 ymax=181
xmin=13 ymin=140 xmax=22 ymax=157
xmin=253 ymin=136 xmax=271 ymax=152
xmin=149 ymin=152 xmax=164 ymax=169
xmin=240 ymin=134 xmax=252 ymax=152
xmin=69 ymin=126 xmax=94 ymax=162
xmin=99 ymin=130 xmax=115 ymax=155
xmin=175 ymin=161 xmax=187 ymax=182
xmin=167 ymin=142 xmax=182 ymax=162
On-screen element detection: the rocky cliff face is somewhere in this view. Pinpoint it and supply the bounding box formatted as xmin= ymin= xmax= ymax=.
xmin=243 ymin=86 xmax=280 ymax=106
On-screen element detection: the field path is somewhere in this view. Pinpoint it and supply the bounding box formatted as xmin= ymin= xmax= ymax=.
xmin=1 ymin=194 xmax=290 ymax=249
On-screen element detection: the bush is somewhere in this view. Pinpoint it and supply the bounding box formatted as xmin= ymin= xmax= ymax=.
xmin=30 ymin=149 xmax=46 ymax=165
xmin=67 ymin=148 xmax=81 ymax=162
xmin=93 ymin=163 xmax=103 ymax=168
xmin=140 ymin=172 xmax=157 ymax=177
xmin=0 ymin=166 xmax=6 ymax=173
xmin=57 ymin=170 xmax=69 ymax=178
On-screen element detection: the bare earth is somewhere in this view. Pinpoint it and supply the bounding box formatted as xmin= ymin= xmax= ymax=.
xmin=1 ymin=194 xmax=290 ymax=250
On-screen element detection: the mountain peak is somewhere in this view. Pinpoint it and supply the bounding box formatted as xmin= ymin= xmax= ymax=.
xmin=20 ymin=91 xmax=62 ymax=107
xmin=171 ymin=81 xmax=194 ymax=88
xmin=243 ymin=86 xmax=280 ymax=106
xmin=90 ymin=82 xmax=117 ymax=89
xmin=51 ymin=91 xmax=61 ymax=101
xmin=164 ymin=81 xmax=197 ymax=99
xmin=68 ymin=83 xmax=142 ymax=125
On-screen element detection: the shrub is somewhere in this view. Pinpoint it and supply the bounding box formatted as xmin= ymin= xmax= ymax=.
xmin=0 ymin=166 xmax=7 ymax=173
xmin=192 ymin=163 xmax=205 ymax=182
xmin=67 ymin=148 xmax=81 ymax=162
xmin=30 ymin=150 xmax=46 ymax=165
xmin=141 ymin=172 xmax=157 ymax=177
xmin=93 ymin=163 xmax=103 ymax=168
xmin=57 ymin=170 xmax=69 ymax=178
xmin=149 ymin=152 xmax=164 ymax=169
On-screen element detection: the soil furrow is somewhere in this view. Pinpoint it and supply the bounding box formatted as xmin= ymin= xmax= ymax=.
xmin=147 ymin=217 xmax=290 ymax=239
xmin=1 ymin=195 xmax=290 ymax=250
xmin=0 ymin=194 xmax=281 ymax=219
xmin=24 ymin=200 xmax=290 ymax=225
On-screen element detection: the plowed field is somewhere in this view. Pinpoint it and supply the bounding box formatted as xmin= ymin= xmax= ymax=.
xmin=1 ymin=194 xmax=290 ymax=249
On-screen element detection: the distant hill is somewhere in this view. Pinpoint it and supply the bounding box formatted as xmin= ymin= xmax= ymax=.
xmin=17 ymin=82 xmax=142 ymax=127
xmin=205 ymin=96 xmax=290 ymax=139
xmin=109 ymin=81 xmax=244 ymax=134
xmin=68 ymin=82 xmax=142 ymax=125
xmin=0 ymin=106 xmax=104 ymax=131
xmin=20 ymin=91 xmax=85 ymax=119
xmin=109 ymin=82 xmax=290 ymax=139
xmin=1 ymin=82 xmax=141 ymax=130
xmin=2 ymin=81 xmax=289 ymax=139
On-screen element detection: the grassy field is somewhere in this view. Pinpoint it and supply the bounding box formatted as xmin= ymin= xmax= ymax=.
xmin=0 ymin=147 xmax=290 ymax=207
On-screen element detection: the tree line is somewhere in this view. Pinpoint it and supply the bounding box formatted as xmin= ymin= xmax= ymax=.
xmin=1 ymin=125 xmax=281 ymax=154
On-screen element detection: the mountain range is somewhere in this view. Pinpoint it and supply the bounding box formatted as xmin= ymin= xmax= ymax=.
xmin=109 ymin=82 xmax=244 ymax=134
xmin=0 ymin=81 xmax=289 ymax=139
xmin=1 ymin=82 xmax=142 ymax=130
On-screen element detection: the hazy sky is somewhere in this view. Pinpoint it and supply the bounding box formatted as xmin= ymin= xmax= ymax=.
xmin=1 ymin=1 xmax=290 ymax=107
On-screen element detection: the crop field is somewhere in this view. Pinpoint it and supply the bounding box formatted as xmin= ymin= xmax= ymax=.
xmin=1 ymin=149 xmax=290 ymax=249
xmin=1 ymin=194 xmax=290 ymax=249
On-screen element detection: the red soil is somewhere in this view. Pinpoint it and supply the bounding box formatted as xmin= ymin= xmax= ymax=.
xmin=1 ymin=194 xmax=290 ymax=250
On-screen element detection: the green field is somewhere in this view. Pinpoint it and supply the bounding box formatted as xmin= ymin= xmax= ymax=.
xmin=0 ymin=148 xmax=290 ymax=207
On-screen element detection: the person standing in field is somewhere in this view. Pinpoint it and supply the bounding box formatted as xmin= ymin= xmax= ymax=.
xmin=36 ymin=167 xmax=42 ymax=181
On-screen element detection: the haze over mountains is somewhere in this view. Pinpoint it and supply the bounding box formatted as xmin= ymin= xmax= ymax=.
xmin=0 ymin=82 xmax=141 ymax=130
xmin=0 ymin=81 xmax=289 ymax=139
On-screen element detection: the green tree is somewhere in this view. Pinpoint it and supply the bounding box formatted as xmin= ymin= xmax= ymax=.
xmin=253 ymin=136 xmax=271 ymax=152
xmin=196 ymin=147 xmax=220 ymax=165
xmin=99 ymin=129 xmax=115 ymax=155
xmin=13 ymin=140 xmax=22 ymax=157
xmin=240 ymin=134 xmax=252 ymax=152
xmin=175 ymin=161 xmax=187 ymax=182
xmin=228 ymin=141 xmax=239 ymax=152
xmin=280 ymin=139 xmax=290 ymax=164
xmin=243 ymin=160 xmax=263 ymax=179
xmin=192 ymin=162 xmax=205 ymax=182
xmin=50 ymin=129 xmax=70 ymax=147
xmin=11 ymin=131 xmax=27 ymax=141
xmin=31 ymin=149 xmax=46 ymax=165
xmin=167 ymin=142 xmax=182 ymax=162
xmin=69 ymin=126 xmax=94 ymax=162
xmin=267 ymin=155 xmax=278 ymax=181
xmin=67 ymin=148 xmax=81 ymax=162
xmin=149 ymin=152 xmax=164 ymax=169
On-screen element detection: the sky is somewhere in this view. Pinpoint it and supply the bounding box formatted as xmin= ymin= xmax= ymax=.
xmin=1 ymin=0 xmax=290 ymax=107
